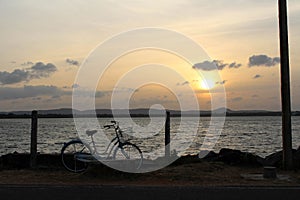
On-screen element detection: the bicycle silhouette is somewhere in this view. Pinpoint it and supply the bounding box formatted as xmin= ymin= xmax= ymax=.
xmin=61 ymin=120 xmax=143 ymax=173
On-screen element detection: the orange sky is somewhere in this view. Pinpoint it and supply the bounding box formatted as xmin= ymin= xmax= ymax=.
xmin=0 ymin=0 xmax=299 ymax=111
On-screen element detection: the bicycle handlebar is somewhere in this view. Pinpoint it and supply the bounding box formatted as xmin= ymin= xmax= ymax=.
xmin=103 ymin=125 xmax=111 ymax=129
xmin=104 ymin=121 xmax=123 ymax=138
xmin=103 ymin=122 xmax=118 ymax=129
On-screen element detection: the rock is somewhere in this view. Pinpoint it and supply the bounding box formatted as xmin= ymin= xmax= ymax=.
xmin=263 ymin=149 xmax=299 ymax=168
xmin=172 ymin=154 xmax=201 ymax=166
xmin=201 ymin=151 xmax=218 ymax=161
xmin=217 ymin=148 xmax=263 ymax=166
xmin=1 ymin=153 xmax=30 ymax=169
xmin=218 ymin=148 xmax=243 ymax=165
xmin=198 ymin=148 xmax=263 ymax=166
xmin=293 ymin=148 xmax=300 ymax=169
xmin=264 ymin=151 xmax=282 ymax=167
xmin=0 ymin=153 xmax=62 ymax=170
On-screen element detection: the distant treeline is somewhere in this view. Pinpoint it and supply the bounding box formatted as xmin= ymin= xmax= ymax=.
xmin=0 ymin=111 xmax=299 ymax=118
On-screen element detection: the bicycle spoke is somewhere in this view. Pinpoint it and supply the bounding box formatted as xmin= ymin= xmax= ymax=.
xmin=62 ymin=121 xmax=143 ymax=173
xmin=121 ymin=148 xmax=130 ymax=159
xmin=112 ymin=142 xmax=143 ymax=171
xmin=74 ymin=157 xmax=77 ymax=172
xmin=61 ymin=140 xmax=90 ymax=173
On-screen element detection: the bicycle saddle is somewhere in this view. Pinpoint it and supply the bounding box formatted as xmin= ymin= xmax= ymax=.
xmin=86 ymin=130 xmax=97 ymax=136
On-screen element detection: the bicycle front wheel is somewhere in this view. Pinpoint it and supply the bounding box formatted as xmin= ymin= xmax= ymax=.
xmin=61 ymin=140 xmax=91 ymax=173
xmin=113 ymin=142 xmax=143 ymax=170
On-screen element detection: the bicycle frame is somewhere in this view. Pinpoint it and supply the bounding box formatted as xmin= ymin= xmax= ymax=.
xmin=76 ymin=121 xmax=127 ymax=162
xmin=61 ymin=120 xmax=143 ymax=172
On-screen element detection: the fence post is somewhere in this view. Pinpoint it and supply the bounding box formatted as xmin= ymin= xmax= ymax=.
xmin=30 ymin=110 xmax=38 ymax=168
xmin=165 ymin=111 xmax=170 ymax=157
xmin=278 ymin=0 xmax=293 ymax=170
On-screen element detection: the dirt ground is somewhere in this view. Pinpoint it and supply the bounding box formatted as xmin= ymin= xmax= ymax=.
xmin=1 ymin=161 xmax=300 ymax=186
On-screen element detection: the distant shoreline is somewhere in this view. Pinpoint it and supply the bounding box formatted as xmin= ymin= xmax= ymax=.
xmin=0 ymin=112 xmax=299 ymax=119
xmin=1 ymin=108 xmax=299 ymax=118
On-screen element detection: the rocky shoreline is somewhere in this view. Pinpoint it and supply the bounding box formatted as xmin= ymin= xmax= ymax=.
xmin=1 ymin=147 xmax=300 ymax=171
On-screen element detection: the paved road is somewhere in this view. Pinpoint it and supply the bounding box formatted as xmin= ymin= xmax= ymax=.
xmin=1 ymin=185 xmax=300 ymax=200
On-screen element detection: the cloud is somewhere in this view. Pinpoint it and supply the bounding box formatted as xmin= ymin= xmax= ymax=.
xmin=177 ymin=81 xmax=190 ymax=86
xmin=248 ymin=55 xmax=280 ymax=67
xmin=21 ymin=61 xmax=34 ymax=66
xmin=72 ymin=83 xmax=80 ymax=88
xmin=72 ymin=88 xmax=109 ymax=98
xmin=215 ymin=80 xmax=227 ymax=85
xmin=182 ymin=81 xmax=189 ymax=85
xmin=0 ymin=85 xmax=108 ymax=101
xmin=228 ymin=62 xmax=242 ymax=69
xmin=51 ymin=95 xmax=61 ymax=99
xmin=66 ymin=58 xmax=79 ymax=66
xmin=193 ymin=60 xmax=242 ymax=71
xmin=0 ymin=69 xmax=30 ymax=85
xmin=0 ymin=62 xmax=57 ymax=85
xmin=231 ymin=97 xmax=243 ymax=102
xmin=113 ymin=87 xmax=139 ymax=93
xmin=253 ymin=74 xmax=262 ymax=79
xmin=30 ymin=62 xmax=57 ymax=78
xmin=0 ymin=85 xmax=70 ymax=100
xmin=32 ymin=97 xmax=42 ymax=101
xmin=95 ymin=91 xmax=107 ymax=98
xmin=193 ymin=60 xmax=224 ymax=71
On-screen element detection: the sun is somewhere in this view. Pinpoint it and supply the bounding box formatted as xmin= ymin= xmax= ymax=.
xmin=200 ymin=79 xmax=215 ymax=90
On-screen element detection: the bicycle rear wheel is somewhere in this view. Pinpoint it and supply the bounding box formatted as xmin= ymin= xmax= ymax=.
xmin=61 ymin=140 xmax=91 ymax=173
xmin=113 ymin=142 xmax=143 ymax=171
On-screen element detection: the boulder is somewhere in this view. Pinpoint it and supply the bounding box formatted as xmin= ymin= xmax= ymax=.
xmin=201 ymin=151 xmax=218 ymax=161
xmin=264 ymin=151 xmax=282 ymax=167
xmin=263 ymin=149 xmax=299 ymax=169
xmin=0 ymin=153 xmax=62 ymax=169
xmin=0 ymin=153 xmax=30 ymax=169
xmin=172 ymin=154 xmax=201 ymax=166
xmin=292 ymin=147 xmax=300 ymax=169
xmin=218 ymin=148 xmax=243 ymax=165
xmin=217 ymin=148 xmax=263 ymax=166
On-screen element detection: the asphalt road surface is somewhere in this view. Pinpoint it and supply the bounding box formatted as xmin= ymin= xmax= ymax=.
xmin=1 ymin=185 xmax=300 ymax=200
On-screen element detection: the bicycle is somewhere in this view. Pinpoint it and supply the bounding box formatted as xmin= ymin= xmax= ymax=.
xmin=61 ymin=120 xmax=143 ymax=173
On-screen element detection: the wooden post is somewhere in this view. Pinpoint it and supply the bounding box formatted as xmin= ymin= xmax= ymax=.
xmin=278 ymin=0 xmax=293 ymax=170
xmin=165 ymin=111 xmax=170 ymax=157
xmin=30 ymin=110 xmax=38 ymax=168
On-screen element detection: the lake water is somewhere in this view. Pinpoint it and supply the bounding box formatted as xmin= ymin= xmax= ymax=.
xmin=0 ymin=116 xmax=300 ymax=158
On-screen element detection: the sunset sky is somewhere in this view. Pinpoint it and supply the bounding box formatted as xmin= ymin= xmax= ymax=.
xmin=0 ymin=0 xmax=300 ymax=111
